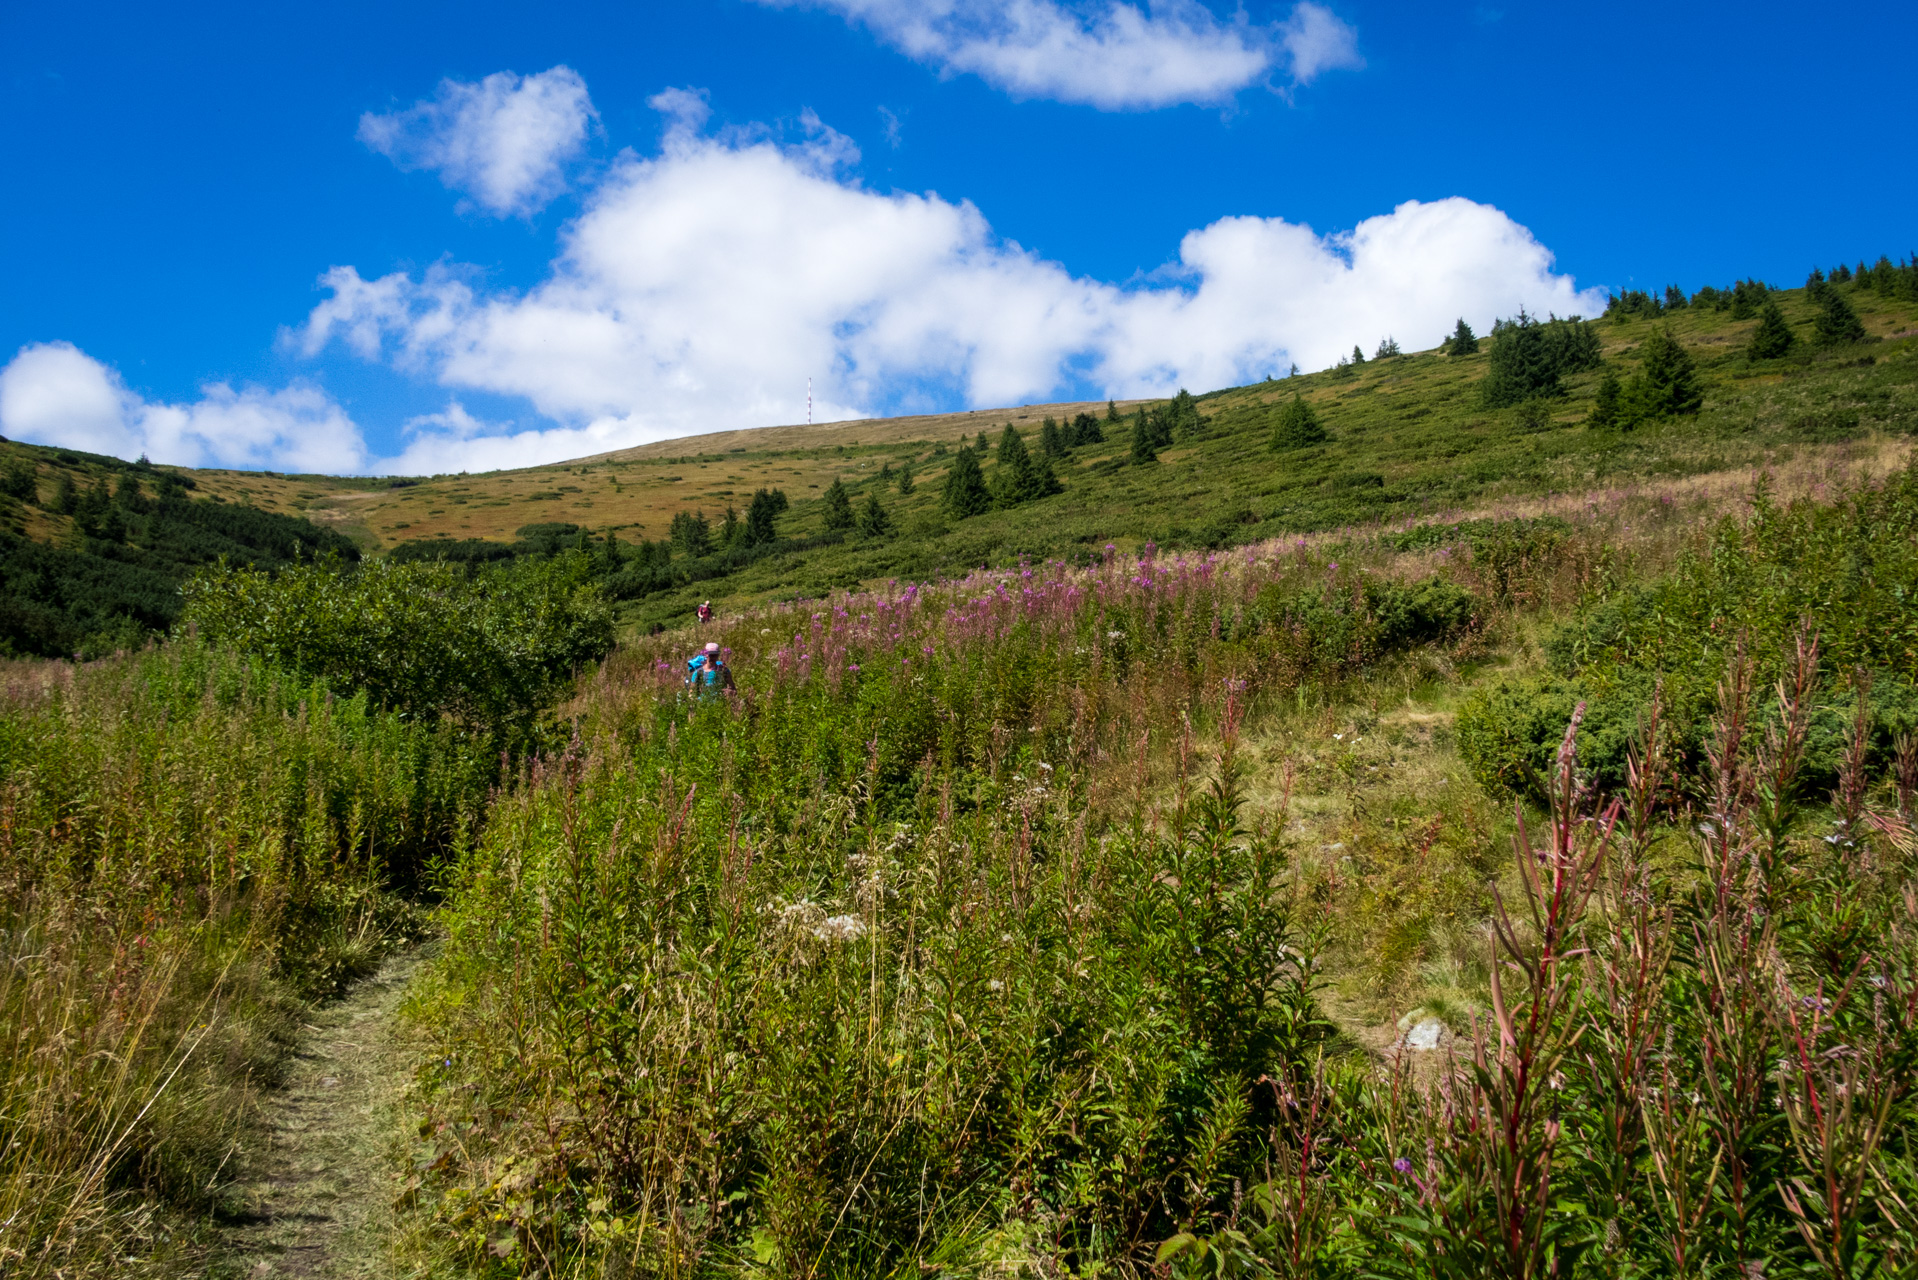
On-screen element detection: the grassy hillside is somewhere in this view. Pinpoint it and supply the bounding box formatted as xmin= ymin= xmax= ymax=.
xmin=4 ymin=268 xmax=1916 ymax=655
xmin=5 ymin=258 xmax=1918 ymax=1276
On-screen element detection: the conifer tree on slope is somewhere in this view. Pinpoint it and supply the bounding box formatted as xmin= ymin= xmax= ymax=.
xmin=1446 ymin=318 xmax=1479 ymax=355
xmin=1746 ymin=298 xmax=1796 ymax=360
xmin=744 ymin=488 xmax=782 ymax=545
xmin=1623 ymin=326 xmax=1703 ymax=419
xmin=942 ymin=447 xmax=990 ymax=518
xmin=1588 ymin=368 xmax=1623 ymax=429
xmin=991 ymin=424 xmax=1059 ymax=507
xmin=1813 ymin=287 xmax=1867 ymax=345
xmin=1270 ymin=394 xmax=1327 ymax=450
xmin=896 ymin=464 xmax=914 ymax=495
xmin=1129 ymin=408 xmax=1158 ymax=464
xmin=1039 ymin=417 xmax=1065 ymax=458
xmin=857 ymin=489 xmax=892 ymax=537
xmin=821 ymin=478 xmax=855 ymax=531
xmin=1169 ymin=389 xmax=1200 ymax=439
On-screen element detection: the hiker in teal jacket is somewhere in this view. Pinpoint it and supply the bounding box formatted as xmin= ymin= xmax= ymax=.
xmin=686 ymin=642 xmax=734 ymax=696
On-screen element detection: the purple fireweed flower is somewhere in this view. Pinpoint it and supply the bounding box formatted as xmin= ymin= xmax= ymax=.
xmin=1393 ymin=1158 xmax=1412 ymax=1175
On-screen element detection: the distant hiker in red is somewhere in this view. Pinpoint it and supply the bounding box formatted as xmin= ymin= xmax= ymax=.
xmin=686 ymin=642 xmax=733 ymax=696
xmin=696 ymin=599 xmax=714 ymax=625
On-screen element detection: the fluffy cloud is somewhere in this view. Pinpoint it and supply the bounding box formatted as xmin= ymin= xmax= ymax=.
xmin=1279 ymin=1 xmax=1364 ymax=85
xmin=754 ymin=0 xmax=1359 ymax=108
xmin=0 ymin=341 xmax=368 ymax=473
xmin=297 ymin=92 xmax=1605 ymax=469
xmin=359 ymin=66 xmax=597 ymax=216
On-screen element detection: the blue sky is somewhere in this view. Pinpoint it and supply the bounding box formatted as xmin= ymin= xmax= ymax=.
xmin=2 ymin=0 xmax=1913 ymax=474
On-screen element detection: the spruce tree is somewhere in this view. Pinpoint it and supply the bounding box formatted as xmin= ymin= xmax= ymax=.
xmin=991 ymin=424 xmax=1046 ymax=507
xmin=857 ymin=490 xmax=892 ymax=537
xmin=942 ymin=447 xmax=990 ymax=518
xmin=718 ymin=506 xmax=741 ymax=546
xmin=1035 ymin=451 xmax=1063 ymax=497
xmin=672 ymin=509 xmax=713 ymax=557
xmin=1146 ymin=405 xmax=1174 ymax=450
xmin=1375 ymin=336 xmax=1401 ymax=359
xmin=896 ymin=464 xmax=914 ymax=495
xmin=745 ymin=488 xmax=782 ymax=544
xmin=1351 ymin=344 xmax=1366 ymax=365
xmin=1129 ymin=408 xmax=1158 ymax=464
xmin=1038 ymin=417 xmax=1065 ymax=457
xmin=1481 ymin=310 xmax=1559 ymax=407
xmin=1746 ymin=299 xmax=1796 ymax=360
xmin=1813 ymin=287 xmax=1867 ymax=345
xmin=1588 ymin=368 xmax=1623 ymax=429
xmin=1626 ymin=326 xmax=1703 ymax=418
xmin=1269 ymin=394 xmax=1326 ymax=450
xmin=1448 ymin=318 xmax=1479 ymax=355
xmin=52 ymin=473 xmax=76 ymax=515
xmin=1664 ymin=284 xmax=1689 ymax=310
xmin=1169 ymin=389 xmax=1200 ymax=439
xmin=1106 ymin=399 xmax=1120 ymax=423
xmin=599 ymin=532 xmax=626 ymax=573
xmin=821 ymin=478 xmax=855 ymax=531
xmin=1729 ymin=279 xmax=1765 ymax=320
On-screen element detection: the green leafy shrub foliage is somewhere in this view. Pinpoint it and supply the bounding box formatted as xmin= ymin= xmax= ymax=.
xmin=182 ymin=554 xmax=613 ymax=733
xmin=1462 ymin=467 xmax=1918 ymax=797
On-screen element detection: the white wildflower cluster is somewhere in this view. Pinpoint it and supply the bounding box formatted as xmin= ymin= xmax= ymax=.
xmin=761 ymin=896 xmax=870 ymax=949
xmin=816 ymin=914 xmax=868 ymax=943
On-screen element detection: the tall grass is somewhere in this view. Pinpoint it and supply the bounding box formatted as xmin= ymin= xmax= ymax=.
xmin=413 ymin=479 xmax=1918 ymax=1277
xmin=0 ymin=641 xmax=492 ymax=1276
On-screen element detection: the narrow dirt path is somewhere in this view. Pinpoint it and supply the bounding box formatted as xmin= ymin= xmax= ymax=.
xmin=225 ymin=946 xmax=431 ymax=1278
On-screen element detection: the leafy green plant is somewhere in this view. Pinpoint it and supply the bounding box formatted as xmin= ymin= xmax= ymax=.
xmin=181 ymin=553 xmax=613 ymax=736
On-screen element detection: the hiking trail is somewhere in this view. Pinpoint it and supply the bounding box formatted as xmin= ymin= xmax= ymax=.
xmin=225 ymin=946 xmax=431 ymax=1278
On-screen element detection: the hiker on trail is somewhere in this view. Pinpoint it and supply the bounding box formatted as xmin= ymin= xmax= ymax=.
xmin=686 ymin=641 xmax=734 ymax=695
xmin=696 ymin=599 xmax=713 ymax=625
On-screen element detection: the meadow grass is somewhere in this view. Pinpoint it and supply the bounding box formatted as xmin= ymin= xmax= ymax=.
xmin=401 ymin=458 xmax=1918 ymax=1277
xmin=0 ymin=643 xmax=492 ymax=1276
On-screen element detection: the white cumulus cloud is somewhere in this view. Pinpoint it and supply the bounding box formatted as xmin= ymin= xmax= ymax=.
xmin=295 ymin=90 xmax=1605 ymax=471
xmin=755 ymin=0 xmax=1359 ymax=109
xmin=358 ymin=66 xmax=598 ymax=217
xmin=0 ymin=341 xmax=369 ymax=473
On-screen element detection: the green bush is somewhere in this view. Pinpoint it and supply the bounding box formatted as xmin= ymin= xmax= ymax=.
xmin=181 ymin=553 xmax=613 ymax=734
xmin=1455 ymin=672 xmax=1645 ymax=801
